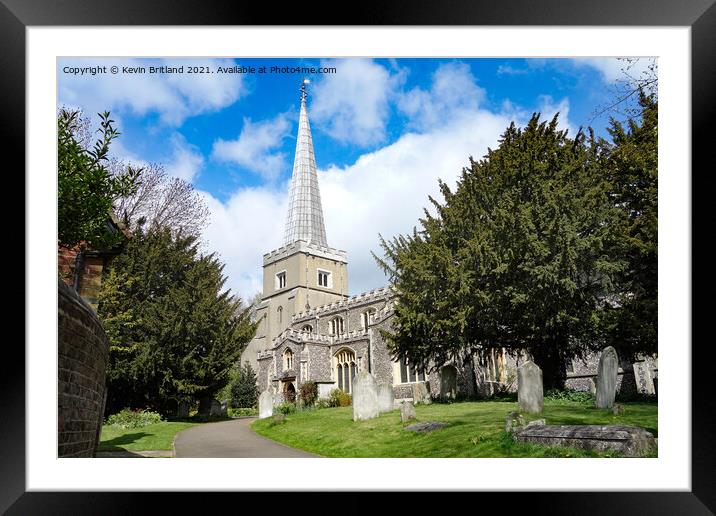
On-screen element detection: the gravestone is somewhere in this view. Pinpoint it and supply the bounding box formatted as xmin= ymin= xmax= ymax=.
xmin=177 ymin=400 xmax=190 ymax=418
xmin=259 ymin=388 xmax=274 ymax=419
xmin=632 ymin=361 xmax=656 ymax=395
xmin=596 ymin=346 xmax=619 ymax=409
xmin=209 ymin=399 xmax=222 ymax=417
xmin=377 ymin=383 xmax=395 ymax=413
xmin=439 ymin=365 xmax=458 ymax=400
xmin=352 ymin=371 xmax=380 ymax=421
xmin=518 ymin=361 xmax=543 ymax=413
xmin=412 ymin=382 xmax=432 ymax=405
xmin=401 ymin=401 xmax=416 ymax=422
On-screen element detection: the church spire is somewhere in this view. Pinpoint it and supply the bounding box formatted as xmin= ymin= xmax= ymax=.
xmin=283 ymin=79 xmax=328 ymax=247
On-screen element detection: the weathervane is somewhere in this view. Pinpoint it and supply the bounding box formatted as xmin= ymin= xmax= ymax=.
xmin=300 ymin=78 xmax=310 ymax=101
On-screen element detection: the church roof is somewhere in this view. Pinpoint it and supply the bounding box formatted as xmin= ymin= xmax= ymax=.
xmin=283 ymin=80 xmax=328 ymax=248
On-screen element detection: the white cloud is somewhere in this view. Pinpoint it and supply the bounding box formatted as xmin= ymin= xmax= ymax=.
xmin=398 ymin=62 xmax=486 ymax=132
xmin=310 ymin=59 xmax=402 ymax=146
xmin=164 ymin=134 xmax=204 ymax=183
xmin=58 ymin=58 xmax=246 ymax=126
xmin=199 ymin=186 xmax=288 ymax=302
xmin=202 ymin=110 xmax=512 ymax=301
xmin=210 ymin=114 xmax=292 ymax=180
xmin=572 ymin=57 xmax=656 ymax=83
xmin=496 ymin=64 xmax=528 ymax=75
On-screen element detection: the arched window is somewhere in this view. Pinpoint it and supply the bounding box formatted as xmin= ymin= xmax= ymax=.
xmin=335 ymin=348 xmax=356 ymax=394
xmin=301 ymin=324 xmax=313 ymax=333
xmin=330 ymin=316 xmax=344 ymax=336
xmin=277 ymin=306 xmax=283 ymax=324
xmin=361 ymin=309 xmax=376 ymax=330
xmin=283 ymin=348 xmax=294 ymax=370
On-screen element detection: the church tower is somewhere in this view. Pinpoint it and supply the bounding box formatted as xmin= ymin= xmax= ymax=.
xmin=241 ymin=80 xmax=349 ymax=371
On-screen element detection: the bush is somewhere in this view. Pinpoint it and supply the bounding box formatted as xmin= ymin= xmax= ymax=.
xmin=545 ymin=389 xmax=595 ymax=404
xmin=228 ymin=407 xmax=258 ymax=417
xmin=328 ymin=389 xmax=352 ymax=407
xmin=106 ymin=408 xmax=163 ymax=429
xmin=316 ymin=398 xmax=332 ymax=409
xmin=300 ymin=381 xmax=318 ymax=407
xmin=276 ymin=402 xmax=297 ymax=415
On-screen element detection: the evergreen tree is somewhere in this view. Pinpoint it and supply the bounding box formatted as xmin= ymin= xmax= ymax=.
xmin=601 ymin=92 xmax=658 ymax=359
xmin=376 ymin=114 xmax=624 ymax=389
xmin=98 ymin=226 xmax=256 ymax=415
xmin=229 ymin=362 xmax=259 ymax=409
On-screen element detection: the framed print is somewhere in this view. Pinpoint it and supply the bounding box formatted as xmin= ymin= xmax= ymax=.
xmin=5 ymin=0 xmax=714 ymax=512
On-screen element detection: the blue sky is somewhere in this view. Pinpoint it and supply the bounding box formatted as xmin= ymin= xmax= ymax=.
xmin=58 ymin=57 xmax=651 ymax=301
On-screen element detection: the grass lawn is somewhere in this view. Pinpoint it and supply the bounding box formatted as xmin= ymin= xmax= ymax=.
xmin=98 ymin=421 xmax=200 ymax=452
xmin=251 ymin=400 xmax=657 ymax=458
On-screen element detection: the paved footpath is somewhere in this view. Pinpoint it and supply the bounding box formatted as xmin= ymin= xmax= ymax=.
xmin=173 ymin=417 xmax=319 ymax=458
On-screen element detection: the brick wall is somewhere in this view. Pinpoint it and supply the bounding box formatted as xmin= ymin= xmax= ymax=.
xmin=58 ymin=279 xmax=109 ymax=457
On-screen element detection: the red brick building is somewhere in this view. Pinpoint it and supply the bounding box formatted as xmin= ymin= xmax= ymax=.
xmin=58 ymin=211 xmax=131 ymax=311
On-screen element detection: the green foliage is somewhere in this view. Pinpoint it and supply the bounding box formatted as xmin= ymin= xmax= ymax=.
xmin=58 ymin=109 xmax=140 ymax=250
xmin=275 ymin=402 xmax=297 ymax=415
xmin=106 ymin=408 xmax=163 ymax=429
xmin=299 ymin=381 xmax=319 ymax=407
xmin=328 ymin=389 xmax=352 ymax=407
xmin=544 ymin=389 xmax=596 ymax=404
xmin=316 ymin=398 xmax=333 ymax=409
xmin=228 ymin=407 xmax=258 ymax=417
xmin=374 ymin=110 xmax=655 ymax=389
xmin=600 ymin=92 xmax=658 ymax=360
xmin=229 ymin=362 xmax=259 ymax=409
xmin=98 ymin=226 xmax=257 ymax=416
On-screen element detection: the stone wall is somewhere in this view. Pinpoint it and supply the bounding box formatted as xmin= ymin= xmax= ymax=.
xmin=58 ymin=279 xmax=109 ymax=457
xmin=368 ymin=315 xmax=397 ymax=386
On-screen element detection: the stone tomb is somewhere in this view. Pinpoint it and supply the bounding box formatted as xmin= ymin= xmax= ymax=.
xmin=596 ymin=346 xmax=619 ymax=409
xmin=377 ymin=383 xmax=395 ymax=413
xmin=259 ymin=388 xmax=274 ymax=419
xmin=405 ymin=422 xmax=447 ymax=433
xmin=513 ymin=424 xmax=656 ymax=457
xmin=352 ymin=371 xmax=380 ymax=421
xmin=518 ymin=361 xmax=543 ymax=413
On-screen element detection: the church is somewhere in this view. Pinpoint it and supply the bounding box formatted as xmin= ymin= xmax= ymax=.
xmin=240 ymin=82 xmax=658 ymax=404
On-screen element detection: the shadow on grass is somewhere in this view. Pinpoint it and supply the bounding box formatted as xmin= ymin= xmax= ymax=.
xmin=98 ymin=432 xmax=150 ymax=451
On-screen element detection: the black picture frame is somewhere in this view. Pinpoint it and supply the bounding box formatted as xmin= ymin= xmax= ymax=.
xmin=4 ymin=0 xmax=712 ymax=513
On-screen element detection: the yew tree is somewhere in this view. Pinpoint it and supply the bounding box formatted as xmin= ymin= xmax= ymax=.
xmin=376 ymin=114 xmax=625 ymax=390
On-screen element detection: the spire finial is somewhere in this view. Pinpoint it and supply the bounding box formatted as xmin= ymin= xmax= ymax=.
xmin=300 ymin=78 xmax=310 ymax=102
